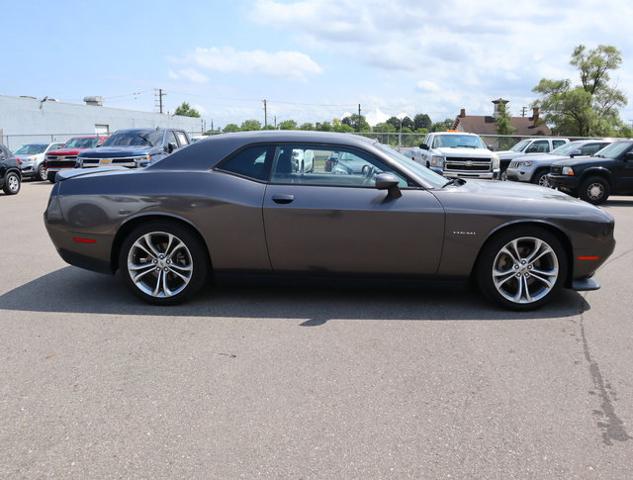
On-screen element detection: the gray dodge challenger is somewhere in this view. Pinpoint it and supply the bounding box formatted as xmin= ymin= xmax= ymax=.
xmin=44 ymin=131 xmax=615 ymax=310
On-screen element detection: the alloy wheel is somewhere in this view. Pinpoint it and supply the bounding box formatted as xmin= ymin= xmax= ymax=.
xmin=538 ymin=174 xmax=550 ymax=187
xmin=127 ymin=231 xmax=193 ymax=298
xmin=7 ymin=174 xmax=20 ymax=193
xmin=38 ymin=164 xmax=47 ymax=181
xmin=492 ymin=237 xmax=559 ymax=304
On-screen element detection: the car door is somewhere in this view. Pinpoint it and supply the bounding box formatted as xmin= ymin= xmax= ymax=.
xmin=262 ymin=143 xmax=445 ymax=275
xmin=617 ymin=147 xmax=633 ymax=193
xmin=525 ymin=140 xmax=550 ymax=154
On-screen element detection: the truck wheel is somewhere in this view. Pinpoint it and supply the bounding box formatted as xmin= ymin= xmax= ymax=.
xmin=579 ymin=176 xmax=610 ymax=205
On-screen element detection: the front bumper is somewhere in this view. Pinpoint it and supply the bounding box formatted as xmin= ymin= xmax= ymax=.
xmin=505 ymin=166 xmax=533 ymax=182
xmin=431 ymin=167 xmax=499 ymax=180
xmin=547 ymin=174 xmax=580 ymax=192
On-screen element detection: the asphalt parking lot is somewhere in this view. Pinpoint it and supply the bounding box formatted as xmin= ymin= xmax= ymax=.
xmin=1 ymin=182 xmax=632 ymax=479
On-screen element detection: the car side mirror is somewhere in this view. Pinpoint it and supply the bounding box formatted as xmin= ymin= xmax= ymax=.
xmin=375 ymin=172 xmax=402 ymax=198
xmin=487 ymin=144 xmax=494 ymax=151
xmin=420 ymin=144 xmax=429 ymax=150
xmin=166 ymin=142 xmax=177 ymax=153
xmin=569 ymin=149 xmax=582 ymax=158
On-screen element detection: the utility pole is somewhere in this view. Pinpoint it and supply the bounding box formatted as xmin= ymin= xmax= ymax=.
xmin=262 ymin=99 xmax=268 ymax=127
xmin=521 ymin=106 xmax=527 ymax=118
xmin=155 ymin=88 xmax=166 ymax=114
xmin=357 ymin=104 xmax=362 ymax=132
xmin=274 ymin=115 xmax=277 ymax=128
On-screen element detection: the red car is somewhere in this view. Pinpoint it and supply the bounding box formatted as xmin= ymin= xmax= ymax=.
xmin=44 ymin=136 xmax=108 ymax=182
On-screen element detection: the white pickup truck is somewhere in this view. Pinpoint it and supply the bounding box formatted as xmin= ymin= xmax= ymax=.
xmin=416 ymin=132 xmax=500 ymax=179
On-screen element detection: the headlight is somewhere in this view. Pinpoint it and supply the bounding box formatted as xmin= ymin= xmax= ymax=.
xmin=562 ymin=166 xmax=575 ymax=176
xmin=518 ymin=160 xmax=533 ymax=167
xmin=491 ymin=154 xmax=500 ymax=170
xmin=430 ymin=155 xmax=445 ymax=167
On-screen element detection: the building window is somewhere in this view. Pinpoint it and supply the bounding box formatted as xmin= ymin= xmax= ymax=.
xmin=95 ymin=124 xmax=110 ymax=135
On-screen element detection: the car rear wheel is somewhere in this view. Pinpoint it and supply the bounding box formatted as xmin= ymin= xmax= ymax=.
xmin=476 ymin=227 xmax=567 ymax=310
xmin=533 ymin=170 xmax=550 ymax=187
xmin=579 ymin=176 xmax=610 ymax=205
xmin=3 ymin=172 xmax=21 ymax=195
xmin=37 ymin=164 xmax=47 ymax=182
xmin=119 ymin=221 xmax=209 ymax=305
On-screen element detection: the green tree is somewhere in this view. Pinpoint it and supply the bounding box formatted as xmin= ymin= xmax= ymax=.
xmin=299 ymin=122 xmax=315 ymax=130
xmin=431 ymin=119 xmax=454 ymax=132
xmin=316 ymin=121 xmax=332 ymax=131
xmin=413 ymin=113 xmax=432 ymax=130
xmin=223 ymin=123 xmax=240 ymax=133
xmin=495 ymin=102 xmax=516 ymax=135
xmin=332 ymin=118 xmax=354 ymax=133
xmin=174 ymin=102 xmax=201 ymax=118
xmin=279 ymin=119 xmax=298 ymax=130
xmin=342 ymin=114 xmax=370 ymax=132
xmin=240 ymin=119 xmax=262 ymax=131
xmin=533 ymin=44 xmax=627 ymax=136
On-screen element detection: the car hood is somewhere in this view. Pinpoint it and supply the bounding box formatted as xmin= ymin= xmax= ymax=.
xmin=552 ymin=156 xmax=606 ymax=167
xmin=513 ymin=153 xmax=568 ymax=163
xmin=435 ymin=147 xmax=492 ymax=158
xmin=79 ymin=146 xmax=158 ymax=158
xmin=496 ymin=150 xmax=523 ymax=160
xmin=434 ymin=179 xmax=612 ymax=222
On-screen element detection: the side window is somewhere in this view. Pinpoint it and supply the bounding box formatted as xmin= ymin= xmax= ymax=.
xmin=166 ymin=131 xmax=178 ymax=148
xmin=526 ymin=140 xmax=549 ymax=153
xmin=270 ymin=145 xmax=408 ymax=188
xmin=581 ymin=143 xmax=606 ymax=156
xmin=552 ymin=140 xmax=567 ymax=149
xmin=217 ymin=145 xmax=270 ymax=181
xmin=175 ymin=131 xmax=189 ymax=147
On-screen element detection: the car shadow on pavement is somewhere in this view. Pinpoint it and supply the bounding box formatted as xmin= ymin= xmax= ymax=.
xmin=0 ymin=267 xmax=590 ymax=324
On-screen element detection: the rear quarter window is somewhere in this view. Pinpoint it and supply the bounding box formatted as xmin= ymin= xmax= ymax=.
xmin=217 ymin=145 xmax=271 ymax=181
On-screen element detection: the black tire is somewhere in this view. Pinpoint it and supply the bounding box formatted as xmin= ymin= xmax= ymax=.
xmin=47 ymin=171 xmax=57 ymax=183
xmin=532 ymin=170 xmax=550 ymax=187
xmin=579 ymin=176 xmax=610 ymax=205
xmin=476 ymin=226 xmax=568 ymax=310
xmin=37 ymin=164 xmax=47 ymax=182
xmin=2 ymin=171 xmax=21 ymax=195
xmin=118 ymin=220 xmax=210 ymax=305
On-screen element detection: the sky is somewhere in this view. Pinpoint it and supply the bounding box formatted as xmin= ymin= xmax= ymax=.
xmin=3 ymin=0 xmax=633 ymax=127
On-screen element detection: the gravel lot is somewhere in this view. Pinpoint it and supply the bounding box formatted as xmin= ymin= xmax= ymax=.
xmin=1 ymin=182 xmax=632 ymax=479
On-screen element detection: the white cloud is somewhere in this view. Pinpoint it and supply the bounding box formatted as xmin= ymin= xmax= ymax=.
xmin=168 ymin=68 xmax=208 ymax=84
xmin=173 ymin=46 xmax=322 ymax=80
xmin=250 ymin=0 xmax=633 ymax=118
xmin=416 ymin=80 xmax=440 ymax=93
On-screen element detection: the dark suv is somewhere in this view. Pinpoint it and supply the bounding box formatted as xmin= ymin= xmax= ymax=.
xmin=547 ymin=140 xmax=633 ymax=204
xmin=77 ymin=128 xmax=190 ymax=169
xmin=1 ymin=143 xmax=21 ymax=195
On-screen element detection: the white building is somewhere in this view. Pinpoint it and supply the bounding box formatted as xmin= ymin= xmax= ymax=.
xmin=0 ymin=95 xmax=203 ymax=149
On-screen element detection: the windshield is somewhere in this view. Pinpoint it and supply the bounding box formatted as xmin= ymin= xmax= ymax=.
xmin=551 ymin=141 xmax=585 ymax=156
xmin=432 ymin=134 xmax=486 ymax=149
xmin=594 ymin=141 xmax=633 ymax=159
xmin=510 ymin=139 xmax=531 ymax=152
xmin=14 ymin=144 xmax=47 ymax=155
xmin=375 ymin=143 xmax=448 ymax=188
xmin=104 ymin=130 xmax=162 ymax=147
xmin=64 ymin=137 xmax=99 ymax=149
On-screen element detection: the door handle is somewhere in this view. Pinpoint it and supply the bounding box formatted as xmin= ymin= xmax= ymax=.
xmin=272 ymin=194 xmax=295 ymax=204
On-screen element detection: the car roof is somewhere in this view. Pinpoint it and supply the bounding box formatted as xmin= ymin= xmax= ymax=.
xmin=151 ymin=131 xmax=380 ymax=171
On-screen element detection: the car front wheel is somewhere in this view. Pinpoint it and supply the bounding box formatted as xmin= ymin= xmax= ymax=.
xmin=119 ymin=221 xmax=209 ymax=305
xmin=476 ymin=227 xmax=567 ymax=310
xmin=579 ymin=176 xmax=610 ymax=205
xmin=3 ymin=172 xmax=21 ymax=195
xmin=37 ymin=164 xmax=47 ymax=182
xmin=533 ymin=170 xmax=550 ymax=187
